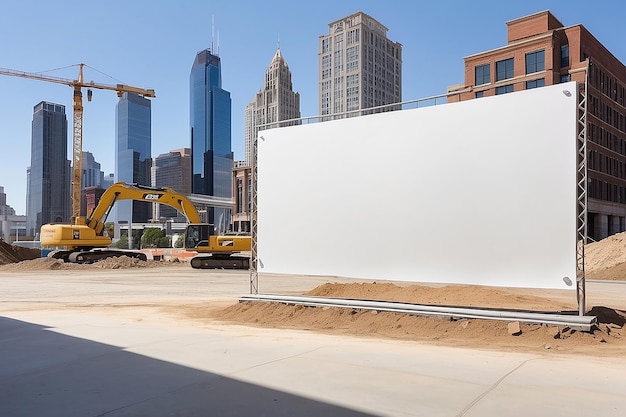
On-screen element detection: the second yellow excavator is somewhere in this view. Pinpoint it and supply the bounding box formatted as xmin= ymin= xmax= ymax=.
xmin=40 ymin=182 xmax=251 ymax=269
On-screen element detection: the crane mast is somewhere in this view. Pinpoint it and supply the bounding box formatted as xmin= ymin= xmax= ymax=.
xmin=0 ymin=64 xmax=156 ymax=220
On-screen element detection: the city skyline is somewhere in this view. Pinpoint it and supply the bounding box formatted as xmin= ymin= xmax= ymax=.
xmin=2 ymin=1 xmax=626 ymax=215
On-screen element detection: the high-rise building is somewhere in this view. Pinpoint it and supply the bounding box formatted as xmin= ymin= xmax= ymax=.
xmin=26 ymin=101 xmax=71 ymax=237
xmin=190 ymin=48 xmax=233 ymax=231
xmin=447 ymin=10 xmax=626 ymax=241
xmin=318 ymin=11 xmax=402 ymax=118
xmin=81 ymin=151 xmax=105 ymax=189
xmin=235 ymin=47 xmax=301 ymax=232
xmin=244 ymin=47 xmax=301 ymax=165
xmin=115 ymin=92 xmax=152 ymax=226
xmin=153 ymin=148 xmax=191 ymax=221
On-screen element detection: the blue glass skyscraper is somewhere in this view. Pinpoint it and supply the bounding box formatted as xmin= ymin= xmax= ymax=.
xmin=190 ymin=48 xmax=233 ymax=232
xmin=115 ymin=92 xmax=152 ymax=229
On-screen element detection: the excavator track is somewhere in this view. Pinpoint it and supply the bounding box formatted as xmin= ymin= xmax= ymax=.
xmin=190 ymin=254 xmax=250 ymax=269
xmin=49 ymin=249 xmax=147 ymax=264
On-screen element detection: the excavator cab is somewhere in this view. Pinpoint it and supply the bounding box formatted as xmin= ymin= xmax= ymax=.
xmin=185 ymin=224 xmax=212 ymax=249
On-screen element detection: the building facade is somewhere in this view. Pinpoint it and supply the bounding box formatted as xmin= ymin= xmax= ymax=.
xmin=115 ymin=92 xmax=152 ymax=226
xmin=232 ymin=162 xmax=252 ymax=233
xmin=26 ymin=101 xmax=71 ymax=237
xmin=0 ymin=186 xmax=27 ymax=241
xmin=448 ymin=10 xmax=626 ymax=241
xmin=81 ymin=151 xmax=105 ymax=189
xmin=244 ymin=47 xmax=301 ymax=165
xmin=318 ymin=11 xmax=402 ymax=118
xmin=190 ymin=48 xmax=233 ymax=232
xmin=153 ymin=148 xmax=191 ymax=221
xmin=102 ymin=173 xmax=115 ymax=190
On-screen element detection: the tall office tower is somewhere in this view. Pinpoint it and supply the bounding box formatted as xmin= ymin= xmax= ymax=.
xmin=26 ymin=101 xmax=71 ymax=237
xmin=448 ymin=10 xmax=626 ymax=241
xmin=153 ymin=148 xmax=191 ymax=220
xmin=115 ymin=92 xmax=152 ymax=226
xmin=244 ymin=47 xmax=301 ymax=165
xmin=318 ymin=11 xmax=402 ymax=118
xmin=81 ymin=151 xmax=105 ymax=189
xmin=190 ymin=48 xmax=233 ymax=232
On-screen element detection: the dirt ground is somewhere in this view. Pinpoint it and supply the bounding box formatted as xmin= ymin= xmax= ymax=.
xmin=0 ymin=239 xmax=41 ymax=264
xmin=1 ymin=235 xmax=626 ymax=356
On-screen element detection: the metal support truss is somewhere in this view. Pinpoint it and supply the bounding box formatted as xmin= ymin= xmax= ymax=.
xmin=249 ymin=133 xmax=259 ymax=294
xmin=575 ymin=64 xmax=589 ymax=316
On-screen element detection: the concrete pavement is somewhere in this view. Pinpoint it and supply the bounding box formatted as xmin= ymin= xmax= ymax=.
xmin=0 ymin=266 xmax=624 ymax=416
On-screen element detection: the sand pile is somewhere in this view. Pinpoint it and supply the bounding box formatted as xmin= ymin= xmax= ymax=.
xmin=0 ymin=239 xmax=41 ymax=265
xmin=212 ymin=302 xmax=623 ymax=352
xmin=0 ymin=255 xmax=169 ymax=271
xmin=585 ymin=231 xmax=626 ymax=270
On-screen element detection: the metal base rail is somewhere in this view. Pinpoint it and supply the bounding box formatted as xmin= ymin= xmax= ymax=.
xmin=239 ymin=294 xmax=597 ymax=332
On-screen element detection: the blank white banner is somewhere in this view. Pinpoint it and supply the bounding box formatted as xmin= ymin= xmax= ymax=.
xmin=257 ymin=82 xmax=578 ymax=289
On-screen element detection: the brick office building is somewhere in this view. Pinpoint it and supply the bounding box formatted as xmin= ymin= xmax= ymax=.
xmin=448 ymin=10 xmax=626 ymax=241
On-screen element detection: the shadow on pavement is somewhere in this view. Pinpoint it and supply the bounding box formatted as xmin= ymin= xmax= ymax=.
xmin=0 ymin=316 xmax=376 ymax=417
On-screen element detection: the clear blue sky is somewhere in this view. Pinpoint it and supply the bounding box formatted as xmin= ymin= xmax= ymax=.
xmin=2 ymin=0 xmax=626 ymax=215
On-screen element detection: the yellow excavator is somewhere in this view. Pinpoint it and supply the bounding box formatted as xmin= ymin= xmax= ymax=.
xmin=40 ymin=182 xmax=251 ymax=269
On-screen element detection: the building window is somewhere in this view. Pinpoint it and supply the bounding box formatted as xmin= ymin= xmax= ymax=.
xmin=475 ymin=64 xmax=490 ymax=86
xmin=496 ymin=84 xmax=514 ymax=95
xmin=525 ymin=50 xmax=545 ymax=74
xmin=526 ymin=78 xmax=545 ymax=89
xmin=236 ymin=179 xmax=243 ymax=213
xmin=561 ymin=74 xmax=571 ymax=83
xmin=321 ymin=38 xmax=330 ymax=54
xmin=475 ymin=91 xmax=484 ymax=98
xmin=496 ymin=58 xmax=514 ymax=81
xmin=561 ymin=45 xmax=570 ymax=68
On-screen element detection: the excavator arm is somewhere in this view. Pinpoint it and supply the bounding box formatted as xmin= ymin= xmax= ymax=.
xmin=81 ymin=182 xmax=202 ymax=235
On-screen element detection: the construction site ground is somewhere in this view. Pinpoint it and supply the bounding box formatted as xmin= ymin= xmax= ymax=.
xmin=0 ymin=235 xmax=625 ymax=354
xmin=1 ymin=236 xmax=626 ymax=415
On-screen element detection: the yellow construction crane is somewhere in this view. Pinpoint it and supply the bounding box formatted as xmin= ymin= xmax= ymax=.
xmin=0 ymin=63 xmax=156 ymax=220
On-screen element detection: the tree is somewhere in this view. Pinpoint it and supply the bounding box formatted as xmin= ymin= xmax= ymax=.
xmin=111 ymin=230 xmax=143 ymax=249
xmin=111 ymin=233 xmax=128 ymax=249
xmin=158 ymin=236 xmax=171 ymax=248
xmin=141 ymin=228 xmax=165 ymax=248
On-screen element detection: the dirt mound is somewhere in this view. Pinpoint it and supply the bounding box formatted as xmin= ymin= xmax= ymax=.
xmin=585 ymin=232 xmax=626 ymax=272
xmin=0 ymin=256 xmax=167 ymax=271
xmin=206 ymin=283 xmax=625 ymax=355
xmin=587 ymin=261 xmax=626 ymax=280
xmin=92 ymin=256 xmax=163 ymax=269
xmin=305 ymin=282 xmax=575 ymax=311
xmin=0 ymin=258 xmax=85 ymax=271
xmin=0 ymin=239 xmax=41 ymax=265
